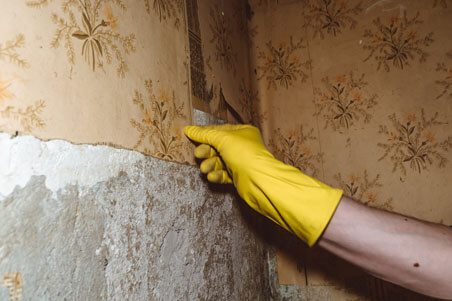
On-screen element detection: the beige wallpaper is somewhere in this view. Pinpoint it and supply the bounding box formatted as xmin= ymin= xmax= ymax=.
xmin=248 ymin=0 xmax=452 ymax=299
xmin=1 ymin=1 xmax=451 ymax=299
xmin=0 ymin=0 xmax=192 ymax=163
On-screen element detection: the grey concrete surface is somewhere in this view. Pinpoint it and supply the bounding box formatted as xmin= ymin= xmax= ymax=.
xmin=0 ymin=134 xmax=270 ymax=301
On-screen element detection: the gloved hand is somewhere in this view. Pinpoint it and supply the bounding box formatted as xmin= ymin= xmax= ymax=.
xmin=184 ymin=124 xmax=343 ymax=246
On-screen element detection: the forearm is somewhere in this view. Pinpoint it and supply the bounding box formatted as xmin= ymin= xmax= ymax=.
xmin=184 ymin=125 xmax=452 ymax=298
xmin=318 ymin=196 xmax=452 ymax=299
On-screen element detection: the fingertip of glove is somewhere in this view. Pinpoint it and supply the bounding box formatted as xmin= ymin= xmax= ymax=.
xmin=194 ymin=144 xmax=216 ymax=159
xmin=183 ymin=125 xmax=196 ymax=137
xmin=207 ymin=170 xmax=232 ymax=184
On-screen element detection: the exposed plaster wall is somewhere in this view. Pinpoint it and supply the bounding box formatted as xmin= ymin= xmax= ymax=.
xmin=0 ymin=134 xmax=270 ymax=300
xmin=0 ymin=134 xmax=143 ymax=200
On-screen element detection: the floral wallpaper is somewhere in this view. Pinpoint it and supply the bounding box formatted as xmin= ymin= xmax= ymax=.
xmin=0 ymin=0 xmax=256 ymax=165
xmin=1 ymin=1 xmax=451 ymax=299
xmin=0 ymin=0 xmax=191 ymax=163
xmin=362 ymin=11 xmax=434 ymax=72
xmin=378 ymin=109 xmax=451 ymax=176
xmin=248 ymin=0 xmax=452 ymax=299
xmin=302 ymin=0 xmax=363 ymax=39
xmin=257 ymin=36 xmax=311 ymax=90
xmin=0 ymin=32 xmax=46 ymax=134
xmin=130 ymin=79 xmax=189 ymax=161
xmin=314 ymin=72 xmax=378 ymax=131
xmin=27 ymin=0 xmax=137 ymax=77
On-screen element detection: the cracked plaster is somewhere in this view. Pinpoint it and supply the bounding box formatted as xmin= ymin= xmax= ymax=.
xmin=0 ymin=134 xmax=270 ymax=300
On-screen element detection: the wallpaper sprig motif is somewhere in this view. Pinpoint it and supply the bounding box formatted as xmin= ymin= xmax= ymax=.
xmin=144 ymin=0 xmax=184 ymax=28
xmin=435 ymin=50 xmax=452 ymax=99
xmin=238 ymin=79 xmax=267 ymax=129
xmin=303 ymin=0 xmax=363 ymax=39
xmin=314 ymin=72 xmax=377 ymax=131
xmin=1 ymin=100 xmax=46 ymax=132
xmin=130 ymin=80 xmax=187 ymax=162
xmin=209 ymin=5 xmax=237 ymax=74
xmin=28 ymin=0 xmax=136 ymax=77
xmin=257 ymin=37 xmax=310 ymax=89
xmin=2 ymin=272 xmax=22 ymax=301
xmin=0 ymin=35 xmax=29 ymax=68
xmin=378 ymin=110 xmax=452 ymax=176
xmin=362 ymin=11 xmax=434 ymax=72
xmin=0 ymin=34 xmax=46 ymax=133
xmin=269 ymin=126 xmax=321 ymax=176
xmin=334 ymin=170 xmax=393 ymax=210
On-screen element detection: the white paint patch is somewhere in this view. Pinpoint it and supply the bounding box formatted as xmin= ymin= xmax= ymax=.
xmin=0 ymin=133 xmax=144 ymax=200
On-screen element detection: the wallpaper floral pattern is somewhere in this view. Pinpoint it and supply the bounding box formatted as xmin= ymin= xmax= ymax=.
xmin=257 ymin=37 xmax=310 ymax=89
xmin=27 ymin=0 xmax=136 ymax=77
xmin=248 ymin=0 xmax=452 ymax=299
xmin=378 ymin=109 xmax=452 ymax=176
xmin=0 ymin=33 xmax=46 ymax=134
xmin=314 ymin=72 xmax=378 ymax=131
xmin=1 ymin=0 xmax=190 ymax=162
xmin=0 ymin=35 xmax=29 ymax=68
xmin=334 ymin=170 xmax=393 ymax=210
xmin=269 ymin=126 xmax=322 ymax=177
xmin=303 ymin=0 xmax=363 ymax=39
xmin=130 ymin=79 xmax=188 ymax=162
xmin=209 ymin=4 xmax=237 ymax=74
xmin=238 ymin=79 xmax=267 ymax=128
xmin=1 ymin=0 xmax=451 ymax=299
xmin=362 ymin=11 xmax=434 ymax=72
xmin=435 ymin=50 xmax=452 ymax=99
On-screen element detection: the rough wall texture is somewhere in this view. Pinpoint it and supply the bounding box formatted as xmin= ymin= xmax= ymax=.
xmin=0 ymin=133 xmax=270 ymax=301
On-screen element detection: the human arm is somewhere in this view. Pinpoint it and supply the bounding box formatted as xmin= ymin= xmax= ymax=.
xmin=319 ymin=195 xmax=452 ymax=299
xmin=184 ymin=124 xmax=452 ymax=299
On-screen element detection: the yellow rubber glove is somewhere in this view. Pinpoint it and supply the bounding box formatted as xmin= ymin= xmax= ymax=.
xmin=184 ymin=124 xmax=343 ymax=246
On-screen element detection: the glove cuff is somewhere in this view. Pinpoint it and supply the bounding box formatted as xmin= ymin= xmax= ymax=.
xmin=248 ymin=157 xmax=343 ymax=247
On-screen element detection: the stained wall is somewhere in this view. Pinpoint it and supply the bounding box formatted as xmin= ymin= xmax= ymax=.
xmin=247 ymin=0 xmax=452 ymax=300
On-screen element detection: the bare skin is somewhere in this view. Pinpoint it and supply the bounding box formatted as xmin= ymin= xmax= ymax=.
xmin=318 ymin=195 xmax=452 ymax=299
